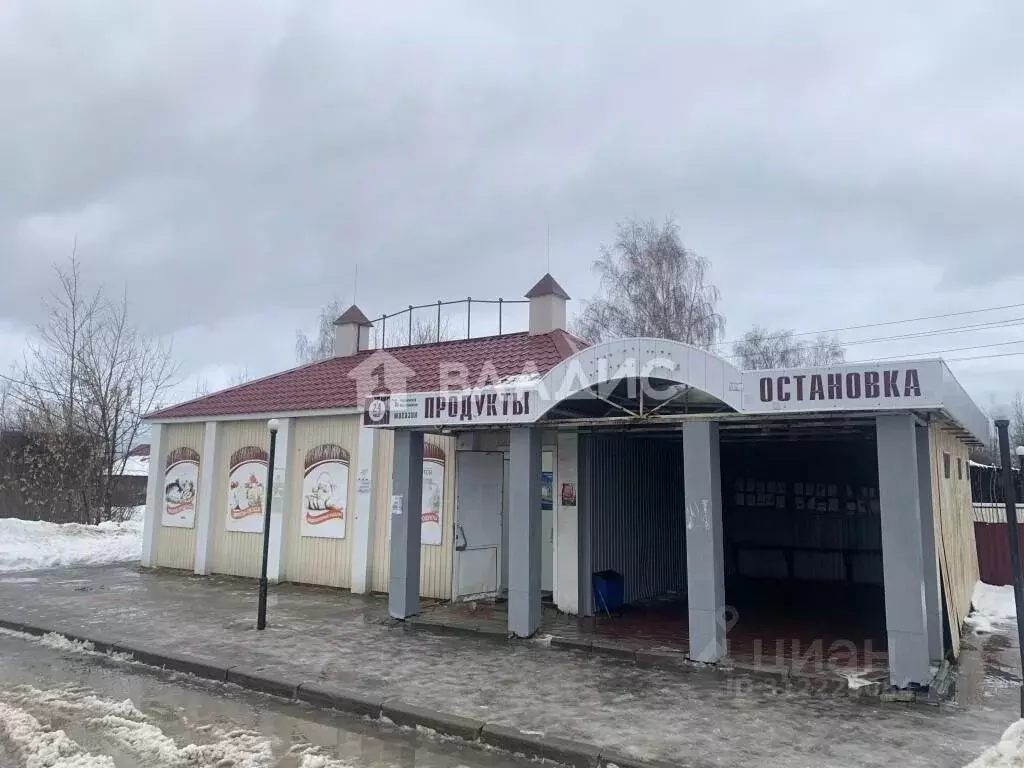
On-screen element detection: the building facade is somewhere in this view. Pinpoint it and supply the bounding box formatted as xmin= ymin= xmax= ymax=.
xmin=143 ymin=274 xmax=986 ymax=689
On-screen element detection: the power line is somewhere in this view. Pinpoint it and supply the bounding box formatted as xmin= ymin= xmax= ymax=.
xmin=853 ymin=339 xmax=1024 ymax=363
xmin=716 ymin=300 xmax=1024 ymax=349
xmin=723 ymin=316 xmax=1024 ymax=359
xmin=945 ymin=351 xmax=1024 ymax=363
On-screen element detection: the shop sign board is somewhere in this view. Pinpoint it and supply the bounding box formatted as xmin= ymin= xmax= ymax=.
xmin=740 ymin=361 xmax=944 ymax=414
xmin=363 ymin=359 xmax=949 ymax=428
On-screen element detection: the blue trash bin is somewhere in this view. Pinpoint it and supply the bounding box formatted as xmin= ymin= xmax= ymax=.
xmin=592 ymin=570 xmax=624 ymax=613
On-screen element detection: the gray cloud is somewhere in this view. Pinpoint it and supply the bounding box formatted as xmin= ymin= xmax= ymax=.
xmin=2 ymin=0 xmax=1023 ymax=405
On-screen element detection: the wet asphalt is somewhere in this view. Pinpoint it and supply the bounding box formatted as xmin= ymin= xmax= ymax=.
xmin=0 ymin=630 xmax=530 ymax=768
xmin=0 ymin=565 xmax=1020 ymax=766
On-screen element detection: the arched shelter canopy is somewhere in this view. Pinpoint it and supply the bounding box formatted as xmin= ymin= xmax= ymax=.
xmin=534 ymin=337 xmax=742 ymax=421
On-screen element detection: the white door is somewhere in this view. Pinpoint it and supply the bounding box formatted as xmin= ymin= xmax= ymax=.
xmin=454 ymin=451 xmax=504 ymax=600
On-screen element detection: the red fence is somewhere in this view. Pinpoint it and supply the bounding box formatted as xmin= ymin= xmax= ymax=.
xmin=975 ymin=522 xmax=1024 ymax=586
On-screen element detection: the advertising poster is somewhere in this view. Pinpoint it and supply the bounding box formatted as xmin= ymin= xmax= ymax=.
xmin=163 ymin=447 xmax=200 ymax=528
xmin=225 ymin=446 xmax=268 ymax=533
xmin=301 ymin=444 xmax=349 ymax=539
xmin=560 ymin=482 xmax=577 ymax=507
xmin=421 ymin=443 xmax=446 ymax=546
xmin=541 ymin=471 xmax=553 ymax=511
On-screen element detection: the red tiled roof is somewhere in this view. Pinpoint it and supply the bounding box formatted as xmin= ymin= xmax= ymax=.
xmin=149 ymin=330 xmax=586 ymax=420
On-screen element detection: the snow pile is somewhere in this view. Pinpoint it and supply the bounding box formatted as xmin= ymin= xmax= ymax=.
xmin=0 ymin=699 xmax=115 ymax=767
xmin=965 ymin=719 xmax=1024 ymax=767
xmin=966 ymin=582 xmax=1018 ymax=634
xmin=5 ymin=684 xmax=274 ymax=767
xmin=296 ymin=753 xmax=360 ymax=768
xmin=39 ymin=632 xmax=96 ymax=654
xmin=0 ymin=510 xmax=143 ymax=573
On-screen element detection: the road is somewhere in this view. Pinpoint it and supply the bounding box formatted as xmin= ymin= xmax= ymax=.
xmin=0 ymin=629 xmax=530 ymax=768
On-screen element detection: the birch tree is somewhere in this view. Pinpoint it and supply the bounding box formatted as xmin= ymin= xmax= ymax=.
xmin=733 ymin=327 xmax=846 ymax=369
xmin=574 ymin=218 xmax=725 ymax=348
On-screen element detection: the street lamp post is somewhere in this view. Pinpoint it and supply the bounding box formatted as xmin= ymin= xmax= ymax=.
xmin=257 ymin=418 xmax=280 ymax=631
xmin=995 ymin=419 xmax=1024 ymax=716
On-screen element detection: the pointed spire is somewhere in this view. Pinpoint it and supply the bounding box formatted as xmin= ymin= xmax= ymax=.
xmin=333 ymin=305 xmax=371 ymax=326
xmin=525 ymin=273 xmax=570 ymax=300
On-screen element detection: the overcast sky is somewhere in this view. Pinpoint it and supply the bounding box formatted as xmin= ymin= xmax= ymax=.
xmin=2 ymin=1 xmax=1023 ymax=411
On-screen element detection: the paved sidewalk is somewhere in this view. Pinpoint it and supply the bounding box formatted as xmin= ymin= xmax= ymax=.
xmin=0 ymin=564 xmax=1016 ymax=767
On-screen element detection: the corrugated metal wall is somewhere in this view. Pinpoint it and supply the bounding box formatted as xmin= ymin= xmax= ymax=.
xmin=370 ymin=432 xmax=456 ymax=599
xmin=581 ymin=434 xmax=687 ymax=604
xmin=155 ymin=422 xmax=205 ymax=570
xmin=975 ymin=522 xmax=1023 ymax=586
xmin=210 ymin=420 xmax=268 ymax=578
xmin=282 ymin=416 xmax=360 ymax=588
xmin=931 ymin=423 xmax=979 ymax=657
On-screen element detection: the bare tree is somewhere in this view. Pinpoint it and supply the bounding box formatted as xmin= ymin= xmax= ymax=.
xmin=1011 ymin=392 xmax=1024 ymax=452
xmin=384 ymin=316 xmax=454 ymax=348
xmin=5 ymin=254 xmax=177 ymax=523
xmin=732 ymin=326 xmax=846 ymax=369
xmin=0 ymin=371 xmax=12 ymax=430
xmin=573 ymin=218 xmax=725 ymax=348
xmin=296 ymin=298 xmax=347 ymax=364
xmin=298 ymin=299 xmax=458 ymax=362
xmin=803 ymin=334 xmax=846 ymax=366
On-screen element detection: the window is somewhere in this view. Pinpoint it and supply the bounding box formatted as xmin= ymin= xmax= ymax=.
xmin=958 ymin=457 xmax=963 ymax=480
xmin=943 ymin=452 xmax=951 ymax=479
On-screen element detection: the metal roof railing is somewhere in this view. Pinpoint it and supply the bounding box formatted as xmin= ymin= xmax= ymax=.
xmin=368 ymin=297 xmax=529 ymax=349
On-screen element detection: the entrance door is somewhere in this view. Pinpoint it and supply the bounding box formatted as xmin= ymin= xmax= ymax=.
xmin=454 ymin=451 xmax=503 ymax=600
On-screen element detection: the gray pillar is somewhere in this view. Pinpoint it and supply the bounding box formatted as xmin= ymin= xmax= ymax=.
xmin=876 ymin=414 xmax=930 ymax=687
xmin=508 ymin=427 xmax=542 ymax=637
xmin=389 ymin=430 xmax=423 ymax=620
xmin=916 ymin=424 xmax=944 ymax=662
xmin=683 ymin=421 xmax=726 ymax=663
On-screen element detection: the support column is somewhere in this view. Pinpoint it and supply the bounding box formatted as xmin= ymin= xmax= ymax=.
xmin=193 ymin=422 xmax=221 ymax=575
xmin=509 ymin=426 xmax=543 ymax=637
xmin=877 ymin=414 xmax=931 ymax=688
xmin=266 ymin=418 xmax=292 ymax=584
xmin=555 ymin=431 xmax=580 ymax=615
xmin=350 ymin=426 xmax=377 ymax=594
xmin=683 ymin=420 xmax=726 ymax=663
xmin=916 ymin=423 xmax=944 ymax=662
xmin=141 ymin=423 xmax=167 ymax=567
xmin=389 ymin=430 xmax=423 ymax=619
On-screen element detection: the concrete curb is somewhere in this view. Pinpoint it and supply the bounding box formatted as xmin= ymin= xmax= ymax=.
xmin=0 ymin=617 xmax=663 ymax=768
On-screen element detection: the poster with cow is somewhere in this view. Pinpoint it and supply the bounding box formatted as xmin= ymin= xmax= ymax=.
xmin=421 ymin=443 xmax=445 ymax=546
xmin=225 ymin=446 xmax=268 ymax=533
xmin=301 ymin=444 xmax=349 ymax=539
xmin=163 ymin=447 xmax=200 ymax=528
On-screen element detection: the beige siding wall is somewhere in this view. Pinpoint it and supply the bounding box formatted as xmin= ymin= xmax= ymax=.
xmin=211 ymin=420 xmax=268 ymax=578
xmin=930 ymin=423 xmax=979 ymax=658
xmin=155 ymin=422 xmax=204 ymax=570
xmin=370 ymin=432 xmax=456 ymax=599
xmin=282 ymin=416 xmax=360 ymax=587
xmin=370 ymin=430 xmax=394 ymax=593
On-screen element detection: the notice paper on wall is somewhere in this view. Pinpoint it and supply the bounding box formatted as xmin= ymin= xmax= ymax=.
xmin=391 ymin=494 xmax=404 ymax=516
